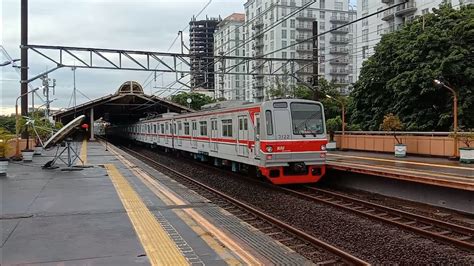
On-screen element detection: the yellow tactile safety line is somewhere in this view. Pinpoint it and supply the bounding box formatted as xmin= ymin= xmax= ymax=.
xmin=328 ymin=153 xmax=474 ymax=171
xmin=105 ymin=144 xmax=262 ymax=265
xmin=104 ymin=164 xmax=188 ymax=266
xmin=77 ymin=138 xmax=87 ymax=166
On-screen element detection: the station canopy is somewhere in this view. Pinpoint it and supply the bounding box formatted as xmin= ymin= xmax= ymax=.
xmin=53 ymin=81 xmax=193 ymax=125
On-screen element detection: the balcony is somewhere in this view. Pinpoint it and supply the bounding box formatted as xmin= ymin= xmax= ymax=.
xmin=329 ymin=37 xmax=349 ymax=44
xmin=254 ymin=18 xmax=264 ymax=28
xmin=254 ymin=81 xmax=264 ymax=88
xmin=329 ymin=68 xmax=350 ymax=75
xmin=396 ymin=2 xmax=417 ymax=16
xmin=254 ymin=90 xmax=265 ymax=99
xmin=382 ymin=9 xmax=395 ymax=21
xmin=254 ymin=40 xmax=264 ymax=48
xmin=330 ymin=27 xmax=349 ymax=34
xmin=296 ymin=24 xmax=312 ymax=31
xmin=329 ymin=47 xmax=349 ymax=54
xmin=329 ymin=16 xmax=350 ymax=23
xmin=381 ymin=0 xmax=392 ymax=3
xmin=329 ymin=58 xmax=350 ymax=65
xmin=331 ymin=79 xmax=349 ymax=85
xmin=296 ymin=13 xmax=315 ymax=21
xmin=296 ymin=35 xmax=308 ymax=42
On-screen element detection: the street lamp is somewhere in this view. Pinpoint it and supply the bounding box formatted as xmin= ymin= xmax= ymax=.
xmin=326 ymin=94 xmax=345 ymax=149
xmin=15 ymin=87 xmax=40 ymax=158
xmin=434 ymin=79 xmax=458 ymax=157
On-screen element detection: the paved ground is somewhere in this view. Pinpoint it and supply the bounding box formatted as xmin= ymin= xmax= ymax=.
xmin=1 ymin=140 xmax=309 ymax=265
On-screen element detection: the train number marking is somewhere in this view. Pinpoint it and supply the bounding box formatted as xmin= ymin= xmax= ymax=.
xmin=277 ymin=134 xmax=290 ymax=140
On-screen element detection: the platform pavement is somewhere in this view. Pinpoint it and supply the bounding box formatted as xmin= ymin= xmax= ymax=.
xmin=326 ymin=150 xmax=474 ymax=191
xmin=1 ymin=140 xmax=310 ymax=265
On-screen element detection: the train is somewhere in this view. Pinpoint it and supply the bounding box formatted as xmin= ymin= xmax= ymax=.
xmin=115 ymin=99 xmax=327 ymax=185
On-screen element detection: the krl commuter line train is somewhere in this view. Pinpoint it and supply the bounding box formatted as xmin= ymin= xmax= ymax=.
xmin=120 ymin=99 xmax=327 ymax=185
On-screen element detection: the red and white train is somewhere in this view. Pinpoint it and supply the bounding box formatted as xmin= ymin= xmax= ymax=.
xmin=122 ymin=99 xmax=327 ymax=185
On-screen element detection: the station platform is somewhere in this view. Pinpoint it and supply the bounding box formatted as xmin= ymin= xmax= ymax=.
xmin=1 ymin=140 xmax=309 ymax=265
xmin=326 ymin=151 xmax=474 ymax=191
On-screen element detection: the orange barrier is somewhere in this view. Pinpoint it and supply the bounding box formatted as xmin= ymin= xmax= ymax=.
xmin=333 ymin=132 xmax=467 ymax=157
xmin=5 ymin=139 xmax=36 ymax=158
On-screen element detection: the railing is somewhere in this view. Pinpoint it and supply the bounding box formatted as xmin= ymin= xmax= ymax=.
xmin=332 ymin=131 xmax=468 ymax=157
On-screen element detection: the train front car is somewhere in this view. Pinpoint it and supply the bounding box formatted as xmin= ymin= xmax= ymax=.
xmin=258 ymin=99 xmax=327 ymax=184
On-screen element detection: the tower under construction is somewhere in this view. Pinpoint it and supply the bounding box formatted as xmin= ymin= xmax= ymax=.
xmin=189 ymin=16 xmax=221 ymax=92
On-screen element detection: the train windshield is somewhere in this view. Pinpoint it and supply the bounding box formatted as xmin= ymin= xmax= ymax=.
xmin=290 ymin=102 xmax=324 ymax=136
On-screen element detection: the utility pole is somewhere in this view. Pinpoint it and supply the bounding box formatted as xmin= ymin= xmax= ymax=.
xmin=20 ymin=0 xmax=28 ymax=140
xmin=72 ymin=66 xmax=77 ymax=117
xmin=41 ymin=74 xmax=56 ymax=120
xmin=312 ymin=21 xmax=319 ymax=101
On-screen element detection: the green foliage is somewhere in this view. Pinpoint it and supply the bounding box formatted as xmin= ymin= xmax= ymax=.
xmin=170 ymin=92 xmax=216 ymax=110
xmin=0 ymin=127 xmax=14 ymax=158
xmin=326 ymin=116 xmax=342 ymax=141
xmin=17 ymin=112 xmax=58 ymax=146
xmin=350 ymin=4 xmax=474 ymax=131
xmin=380 ymin=113 xmax=404 ymax=144
xmin=0 ymin=115 xmax=16 ymax=134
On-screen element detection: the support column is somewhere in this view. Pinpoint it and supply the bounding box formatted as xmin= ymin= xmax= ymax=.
xmin=20 ymin=0 xmax=28 ymax=139
xmin=90 ymin=107 xmax=95 ymax=140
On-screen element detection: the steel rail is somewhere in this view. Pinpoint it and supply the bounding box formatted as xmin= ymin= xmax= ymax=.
xmin=119 ymin=145 xmax=369 ymax=266
xmin=285 ymin=186 xmax=474 ymax=252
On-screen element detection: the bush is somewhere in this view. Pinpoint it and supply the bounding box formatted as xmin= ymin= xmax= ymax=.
xmin=0 ymin=127 xmax=14 ymax=158
xmin=326 ymin=116 xmax=342 ymax=141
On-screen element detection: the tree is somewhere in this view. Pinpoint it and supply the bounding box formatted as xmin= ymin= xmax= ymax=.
xmin=170 ymin=92 xmax=216 ymax=110
xmin=380 ymin=113 xmax=404 ymax=144
xmin=0 ymin=115 xmax=16 ymax=134
xmin=350 ymin=4 xmax=474 ymax=131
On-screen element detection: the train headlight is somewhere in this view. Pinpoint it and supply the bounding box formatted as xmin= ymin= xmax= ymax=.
xmin=266 ymin=146 xmax=273 ymax=153
xmin=321 ymin=144 xmax=326 ymax=151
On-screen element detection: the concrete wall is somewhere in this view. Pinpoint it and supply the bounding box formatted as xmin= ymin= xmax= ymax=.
xmin=334 ymin=133 xmax=468 ymax=157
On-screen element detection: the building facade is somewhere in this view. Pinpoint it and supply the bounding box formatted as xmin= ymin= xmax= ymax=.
xmin=189 ymin=16 xmax=221 ymax=93
xmin=214 ymin=13 xmax=246 ymax=100
xmin=243 ymin=0 xmax=357 ymax=102
xmin=355 ymin=0 xmax=471 ymax=77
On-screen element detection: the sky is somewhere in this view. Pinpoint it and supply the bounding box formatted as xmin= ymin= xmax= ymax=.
xmin=1 ymin=0 xmax=358 ymax=116
xmin=0 ymin=0 xmax=246 ymax=115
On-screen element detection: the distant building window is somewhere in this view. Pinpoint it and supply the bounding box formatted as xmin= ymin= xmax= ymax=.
xmin=290 ymin=19 xmax=295 ymax=28
xmin=282 ymin=29 xmax=287 ymax=38
xmin=422 ymin=8 xmax=429 ymax=15
xmin=320 ymin=11 xmax=325 ymax=19
xmin=320 ymin=0 xmax=325 ymax=9
xmin=362 ymin=29 xmax=368 ymax=42
xmin=377 ymin=24 xmax=383 ymax=35
xmin=335 ymin=1 xmax=343 ymax=10
xmin=362 ymin=45 xmax=368 ymax=59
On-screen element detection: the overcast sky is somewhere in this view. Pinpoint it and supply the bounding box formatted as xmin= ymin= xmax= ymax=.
xmin=0 ymin=0 xmax=246 ymax=115
xmin=1 ymin=0 xmax=358 ymax=116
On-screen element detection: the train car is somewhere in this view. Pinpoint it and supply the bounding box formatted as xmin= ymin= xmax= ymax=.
xmin=123 ymin=99 xmax=327 ymax=185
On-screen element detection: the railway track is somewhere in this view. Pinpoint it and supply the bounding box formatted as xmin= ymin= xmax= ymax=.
xmin=118 ymin=145 xmax=368 ymax=265
xmin=285 ymin=186 xmax=474 ymax=252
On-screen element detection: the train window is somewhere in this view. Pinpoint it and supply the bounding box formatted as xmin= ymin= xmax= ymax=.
xmin=244 ymin=118 xmax=248 ymax=130
xmin=161 ymin=124 xmax=164 ymax=134
xmin=290 ymin=102 xmax=324 ymax=135
xmin=256 ymin=117 xmax=260 ymax=135
xmin=184 ymin=122 xmax=190 ymax=135
xmin=211 ymin=120 xmax=217 ymax=130
xmin=222 ymin=119 xmax=233 ymax=137
xmin=200 ymin=121 xmax=207 ymax=136
xmin=265 ymin=110 xmax=274 ymax=135
xmin=154 ymin=124 xmax=157 ymax=134
xmin=166 ymin=122 xmax=169 ymax=131
xmin=239 ymin=118 xmax=243 ymax=130
xmin=273 ymin=102 xmax=288 ymax=108
xmin=192 ymin=121 xmax=197 ymax=130
xmin=178 ymin=122 xmax=182 ymax=131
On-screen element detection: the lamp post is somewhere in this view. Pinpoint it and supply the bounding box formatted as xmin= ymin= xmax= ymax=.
xmin=434 ymin=79 xmax=458 ymax=157
xmin=15 ymin=87 xmax=39 ymax=158
xmin=326 ymin=94 xmax=345 ymax=149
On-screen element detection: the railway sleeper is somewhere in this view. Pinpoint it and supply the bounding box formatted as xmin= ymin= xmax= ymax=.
xmin=456 ymin=235 xmax=472 ymax=241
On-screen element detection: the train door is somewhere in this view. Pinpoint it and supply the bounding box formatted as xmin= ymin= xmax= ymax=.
xmin=238 ymin=116 xmax=249 ymax=156
xmin=171 ymin=122 xmax=175 ymax=148
xmin=153 ymin=123 xmax=158 ymax=143
xmin=254 ymin=113 xmax=260 ymax=159
xmin=210 ymin=118 xmax=218 ymax=152
xmin=165 ymin=122 xmax=169 ymax=145
xmin=177 ymin=121 xmax=182 ymax=146
xmin=191 ymin=120 xmax=197 ymax=149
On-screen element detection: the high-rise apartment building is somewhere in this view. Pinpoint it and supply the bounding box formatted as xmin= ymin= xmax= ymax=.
xmin=244 ymin=0 xmax=357 ymax=102
xmin=214 ymin=13 xmax=246 ymax=100
xmin=189 ymin=16 xmax=221 ymax=92
xmin=355 ymin=0 xmax=471 ymax=77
